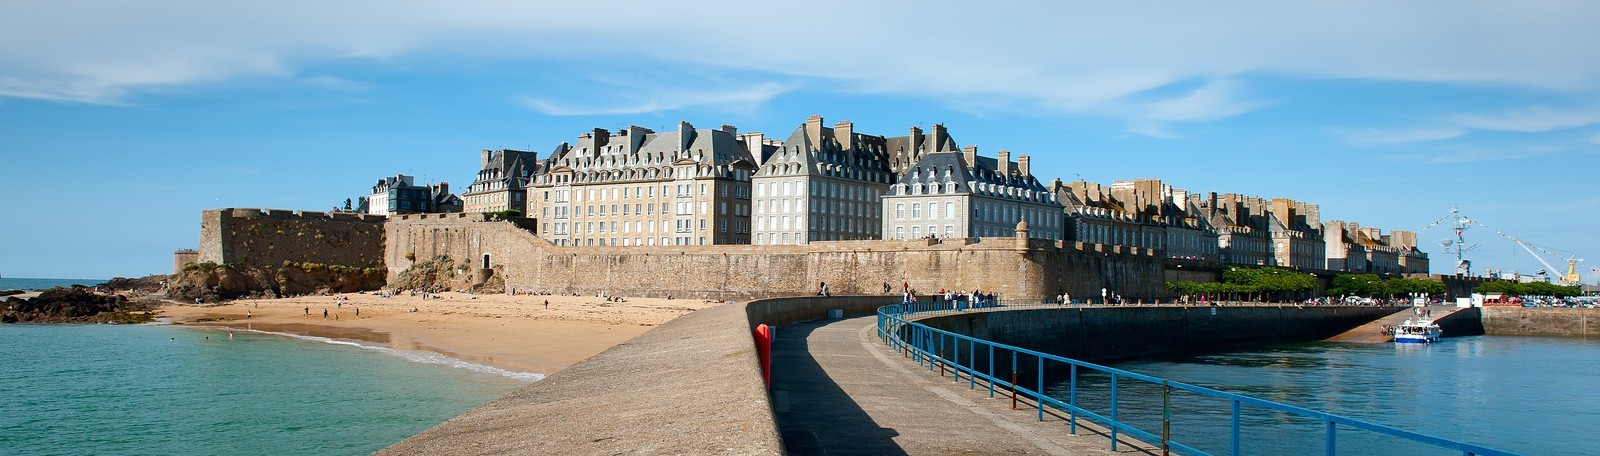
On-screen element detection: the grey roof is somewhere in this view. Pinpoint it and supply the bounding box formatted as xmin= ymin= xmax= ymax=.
xmin=894 ymin=152 xmax=1050 ymax=195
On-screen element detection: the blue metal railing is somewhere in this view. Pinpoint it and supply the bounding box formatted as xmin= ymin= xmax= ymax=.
xmin=876 ymin=302 xmax=1520 ymax=456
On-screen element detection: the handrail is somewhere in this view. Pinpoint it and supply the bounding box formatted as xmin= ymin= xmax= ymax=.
xmin=877 ymin=302 xmax=1521 ymax=456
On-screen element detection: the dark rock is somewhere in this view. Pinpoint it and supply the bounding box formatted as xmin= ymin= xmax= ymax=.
xmin=0 ymin=286 xmax=155 ymax=324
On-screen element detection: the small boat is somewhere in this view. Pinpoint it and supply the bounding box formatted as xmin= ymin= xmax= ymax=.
xmin=1394 ymin=319 xmax=1442 ymax=344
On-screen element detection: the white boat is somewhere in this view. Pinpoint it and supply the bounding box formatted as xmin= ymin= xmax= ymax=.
xmin=1394 ymin=319 xmax=1442 ymax=344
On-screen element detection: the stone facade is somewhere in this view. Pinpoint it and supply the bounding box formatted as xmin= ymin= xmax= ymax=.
xmin=750 ymin=116 xmax=892 ymax=245
xmin=173 ymin=249 xmax=198 ymax=274
xmin=386 ymin=215 xmax=1167 ymax=302
xmin=197 ymin=208 xmax=387 ymax=268
xmin=883 ymin=149 xmax=1062 ymax=241
xmin=526 ymin=122 xmax=755 ymax=247
xmin=463 ymin=149 xmax=538 ymax=215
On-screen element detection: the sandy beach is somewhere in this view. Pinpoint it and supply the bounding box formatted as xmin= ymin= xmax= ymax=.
xmin=157 ymin=291 xmax=726 ymax=375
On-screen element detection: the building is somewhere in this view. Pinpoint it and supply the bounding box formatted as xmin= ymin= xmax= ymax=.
xmin=1190 ymin=193 xmax=1273 ymax=267
xmin=368 ymin=174 xmax=461 ymax=215
xmin=1323 ymin=221 xmax=1427 ymax=274
xmin=882 ymin=148 xmax=1062 ymax=240
xmin=1052 ymin=178 xmax=1218 ymax=261
xmin=1266 ymin=198 xmax=1326 ymax=271
xmin=463 ymin=149 xmax=539 ymax=215
xmin=526 ymin=121 xmax=756 ymax=247
xmin=750 ymin=116 xmax=894 ymax=245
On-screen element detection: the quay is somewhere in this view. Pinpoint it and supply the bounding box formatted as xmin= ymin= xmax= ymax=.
xmin=384 ymin=299 xmax=1548 ymax=455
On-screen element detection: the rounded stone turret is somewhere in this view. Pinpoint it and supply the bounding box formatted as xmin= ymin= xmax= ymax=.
xmin=1015 ymin=220 xmax=1031 ymax=249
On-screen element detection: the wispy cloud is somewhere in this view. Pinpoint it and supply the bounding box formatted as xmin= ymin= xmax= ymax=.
xmin=1332 ymin=127 xmax=1467 ymax=147
xmin=3 ymin=1 xmax=1598 ymax=117
xmin=299 ymin=75 xmax=371 ymax=92
xmin=1451 ymin=105 xmax=1600 ymax=133
xmin=1124 ymin=78 xmax=1273 ymax=138
xmin=517 ymin=81 xmax=790 ymax=116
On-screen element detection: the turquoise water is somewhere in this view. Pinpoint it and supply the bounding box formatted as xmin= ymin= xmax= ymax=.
xmin=0 ymin=324 xmax=536 ymax=455
xmin=0 ymin=277 xmax=108 ymax=291
xmin=1047 ymin=335 xmax=1600 ymax=455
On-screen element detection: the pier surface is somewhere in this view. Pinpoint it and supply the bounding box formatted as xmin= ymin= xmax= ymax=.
xmin=772 ymin=315 xmax=1143 ymax=455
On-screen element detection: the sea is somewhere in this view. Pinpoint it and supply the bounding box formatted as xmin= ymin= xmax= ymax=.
xmin=1 ymin=277 xmax=110 ymax=291
xmin=1046 ymin=335 xmax=1600 ymax=455
xmin=0 ymin=323 xmax=538 ymax=455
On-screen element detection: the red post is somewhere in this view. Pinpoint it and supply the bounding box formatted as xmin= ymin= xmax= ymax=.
xmin=754 ymin=324 xmax=773 ymax=389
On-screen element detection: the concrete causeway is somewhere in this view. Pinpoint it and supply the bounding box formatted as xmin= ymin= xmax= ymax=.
xmin=772 ymin=315 xmax=1146 ymax=455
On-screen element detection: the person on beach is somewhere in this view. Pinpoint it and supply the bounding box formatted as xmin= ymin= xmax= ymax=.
xmin=305 ymin=306 xmax=309 ymax=316
xmin=246 ymin=310 xmax=251 ymax=319
xmin=544 ymin=300 xmax=549 ymax=310
xmin=323 ymin=309 xmax=328 ymax=319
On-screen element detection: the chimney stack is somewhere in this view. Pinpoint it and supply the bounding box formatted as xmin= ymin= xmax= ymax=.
xmin=962 ymin=145 xmax=978 ymax=168
xmin=834 ymin=120 xmax=853 ymax=149
xmin=1018 ymin=154 xmax=1031 ymax=176
xmin=806 ymin=115 xmax=824 ymax=144
xmin=997 ymin=150 xmax=1012 ymax=176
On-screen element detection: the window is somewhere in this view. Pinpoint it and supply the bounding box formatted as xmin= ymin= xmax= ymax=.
xmin=895 ymin=226 xmax=904 ymax=239
xmin=911 ymin=204 xmax=921 ymax=219
xmin=896 ymin=203 xmax=905 ymax=219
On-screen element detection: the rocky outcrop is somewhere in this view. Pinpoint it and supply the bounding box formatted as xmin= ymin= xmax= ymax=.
xmin=1 ymin=286 xmax=156 ymax=324
xmin=103 ymin=275 xmax=170 ymax=293
xmin=167 ymin=262 xmax=385 ymax=302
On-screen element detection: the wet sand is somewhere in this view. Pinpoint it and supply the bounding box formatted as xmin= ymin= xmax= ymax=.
xmin=157 ymin=291 xmax=726 ymax=375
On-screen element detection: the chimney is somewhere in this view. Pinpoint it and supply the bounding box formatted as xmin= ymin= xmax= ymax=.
xmin=720 ymin=124 xmax=737 ymax=136
xmin=1018 ymin=154 xmax=1031 ymax=176
xmin=480 ymin=149 xmax=493 ymax=168
xmin=997 ymin=150 xmax=1011 ymax=176
xmin=806 ymin=115 xmax=824 ymax=145
xmin=834 ymin=120 xmax=853 ymax=149
xmin=931 ymin=123 xmax=949 ymax=151
xmin=677 ymin=121 xmax=694 ymax=151
xmin=962 ymin=145 xmax=978 ymax=168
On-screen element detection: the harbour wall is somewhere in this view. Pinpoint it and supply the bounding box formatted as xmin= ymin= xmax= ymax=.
xmin=917 ymin=305 xmax=1404 ymax=363
xmin=1481 ymin=307 xmax=1600 ymax=337
xmin=384 ymin=215 xmax=1182 ymax=302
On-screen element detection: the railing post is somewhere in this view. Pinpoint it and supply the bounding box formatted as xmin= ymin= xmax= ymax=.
xmin=1231 ymin=399 xmax=1241 ymax=456
xmin=1325 ymin=421 xmax=1336 ymax=456
xmin=968 ymin=339 xmax=976 ymax=389
xmin=1010 ymin=351 xmax=1019 ymax=410
xmin=1036 ymin=356 xmax=1045 ymax=421
xmin=1110 ymin=373 xmax=1119 ymax=452
xmin=987 ymin=344 xmax=995 ymax=398
xmin=1069 ymin=364 xmax=1078 ymax=434
xmin=1162 ymin=380 xmax=1171 ymax=456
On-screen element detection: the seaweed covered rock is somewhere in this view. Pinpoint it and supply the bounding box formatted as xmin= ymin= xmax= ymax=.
xmin=1 ymin=286 xmax=155 ymax=324
xmin=166 ymin=262 xmax=385 ymax=302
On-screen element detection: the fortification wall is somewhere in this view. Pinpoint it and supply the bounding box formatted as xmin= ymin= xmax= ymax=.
xmin=198 ymin=208 xmax=387 ymax=268
xmin=172 ymin=249 xmax=198 ymax=274
xmin=1481 ymin=307 xmax=1600 ymax=337
xmin=384 ymin=217 xmax=1172 ymax=301
xmin=919 ymin=305 xmax=1402 ymax=363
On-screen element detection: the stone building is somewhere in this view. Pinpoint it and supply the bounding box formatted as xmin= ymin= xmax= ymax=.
xmin=526 ymin=121 xmax=756 ymax=247
xmin=368 ymin=174 xmax=461 ymax=215
xmin=1267 ymin=198 xmax=1326 ymax=271
xmin=1051 ymin=178 xmax=1218 ymax=262
xmin=463 ymin=149 xmax=539 ymax=215
xmin=750 ymin=116 xmax=894 ymax=245
xmin=882 ymin=148 xmax=1062 ymax=240
xmin=1322 ymin=221 xmax=1426 ymax=274
xmin=1190 ymin=193 xmax=1273 ymax=267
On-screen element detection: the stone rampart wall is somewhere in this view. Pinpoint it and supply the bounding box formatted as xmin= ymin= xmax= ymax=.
xmin=1481 ymin=307 xmax=1600 ymax=336
xmin=384 ymin=217 xmax=1175 ymax=301
xmin=198 ymin=208 xmax=387 ymax=268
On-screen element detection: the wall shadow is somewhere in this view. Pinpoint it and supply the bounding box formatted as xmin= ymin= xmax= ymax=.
xmin=771 ymin=319 xmax=905 ymax=455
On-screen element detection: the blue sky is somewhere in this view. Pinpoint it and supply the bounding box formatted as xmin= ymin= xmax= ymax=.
xmin=1 ymin=1 xmax=1596 ymax=282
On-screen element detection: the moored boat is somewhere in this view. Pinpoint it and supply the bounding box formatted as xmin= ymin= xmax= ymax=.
xmin=1394 ymin=319 xmax=1442 ymax=344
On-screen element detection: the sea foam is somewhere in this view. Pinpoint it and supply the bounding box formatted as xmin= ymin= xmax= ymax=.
xmin=221 ymin=327 xmax=545 ymax=382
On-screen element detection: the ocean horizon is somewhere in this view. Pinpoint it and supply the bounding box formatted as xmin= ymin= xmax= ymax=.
xmin=1 ymin=277 xmax=110 ymax=291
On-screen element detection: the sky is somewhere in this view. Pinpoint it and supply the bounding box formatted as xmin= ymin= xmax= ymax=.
xmin=1 ymin=1 xmax=1596 ymax=282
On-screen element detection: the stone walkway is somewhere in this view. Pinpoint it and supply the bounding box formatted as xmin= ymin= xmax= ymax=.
xmin=771 ymin=315 xmax=1153 ymax=455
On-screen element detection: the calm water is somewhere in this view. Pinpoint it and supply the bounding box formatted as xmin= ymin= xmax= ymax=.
xmin=1046 ymin=336 xmax=1600 ymax=455
xmin=1 ymin=277 xmax=108 ymax=291
xmin=0 ymin=324 xmax=536 ymax=455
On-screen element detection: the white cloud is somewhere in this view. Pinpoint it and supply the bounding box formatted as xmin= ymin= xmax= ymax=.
xmin=2 ymin=0 xmax=1599 ymax=118
xmin=518 ymin=81 xmax=790 ymax=116
xmin=1451 ymin=106 xmax=1600 ymax=133
xmin=1333 ymin=127 xmax=1467 ymax=147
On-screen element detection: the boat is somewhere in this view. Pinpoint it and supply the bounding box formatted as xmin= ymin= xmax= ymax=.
xmin=1394 ymin=319 xmax=1442 ymax=344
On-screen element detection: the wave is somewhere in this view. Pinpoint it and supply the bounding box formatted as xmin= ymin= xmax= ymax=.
xmin=220 ymin=328 xmax=545 ymax=382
